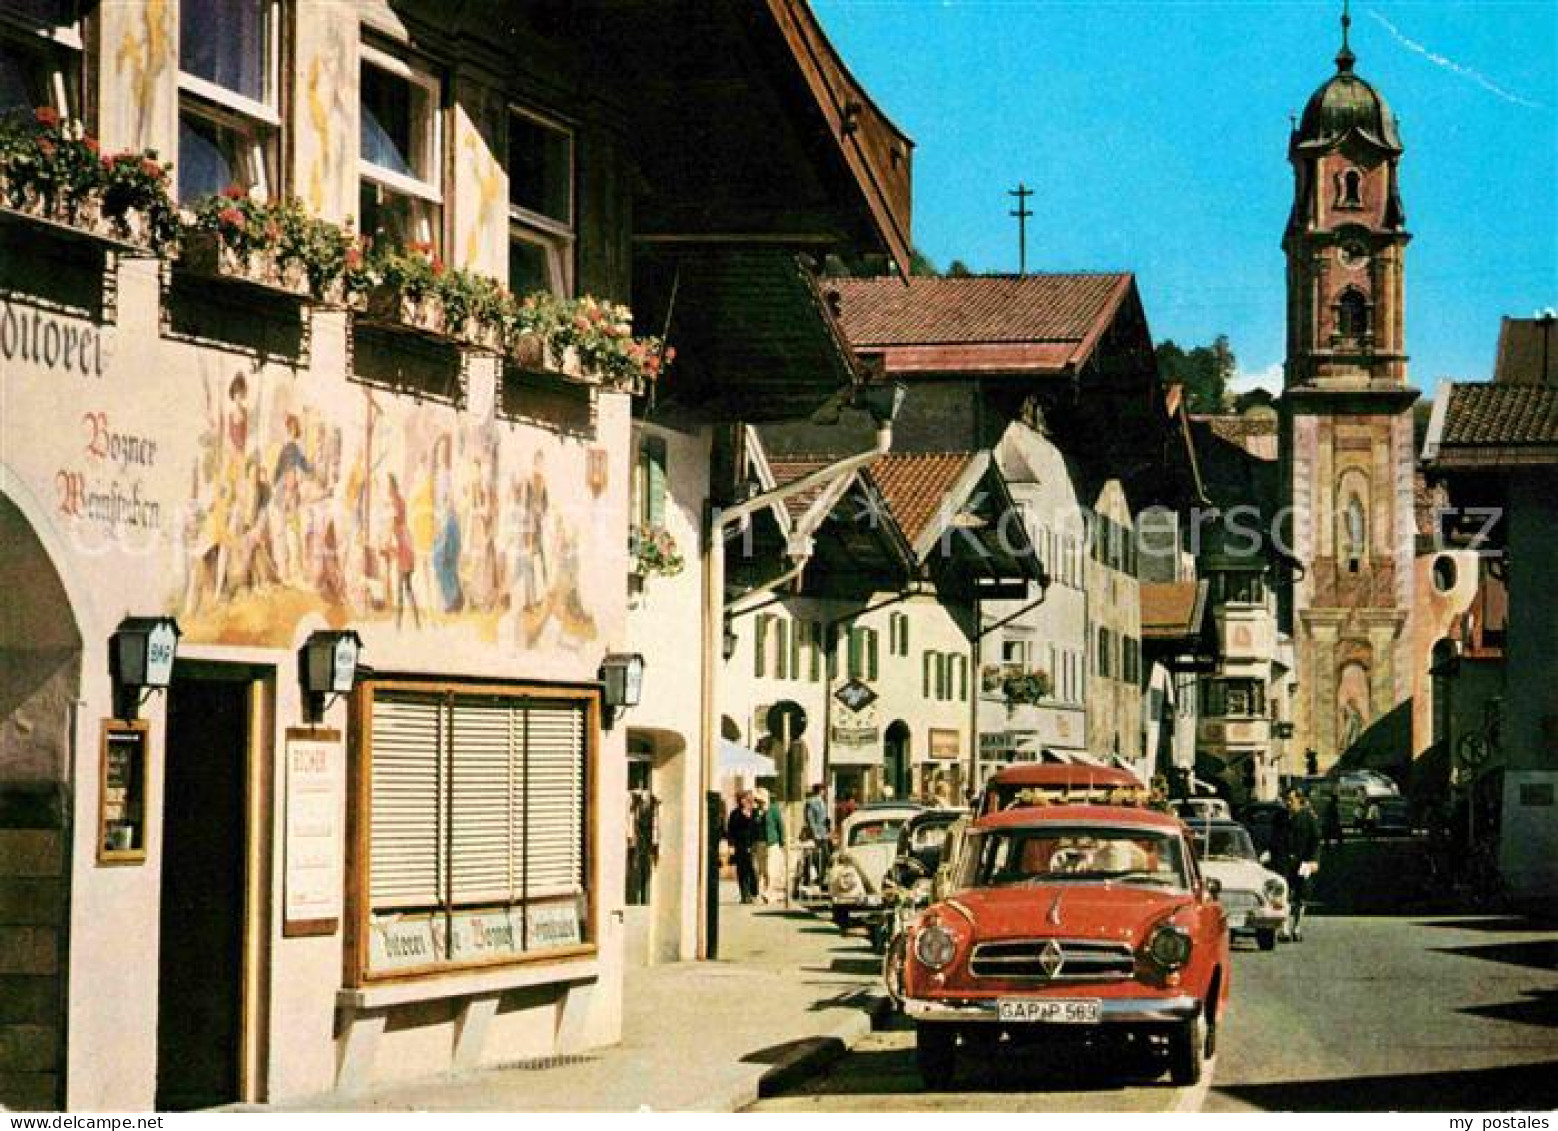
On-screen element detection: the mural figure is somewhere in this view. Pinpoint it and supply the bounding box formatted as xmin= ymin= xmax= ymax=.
xmin=172 ymin=369 xmax=603 ymax=649
xmin=431 ymin=433 xmax=464 ymax=613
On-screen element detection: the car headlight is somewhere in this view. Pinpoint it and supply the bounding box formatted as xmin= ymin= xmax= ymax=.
xmin=914 ymin=924 xmax=958 ymax=970
xmin=1147 ymin=925 xmax=1193 ymax=969
xmin=836 ymin=868 xmax=860 ymax=892
xmin=1264 ymin=878 xmax=1287 ymax=904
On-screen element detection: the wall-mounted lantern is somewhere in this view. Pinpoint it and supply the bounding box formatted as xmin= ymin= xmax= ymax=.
xmin=109 ymin=616 xmax=181 ymax=720
xmin=599 ymin=652 xmax=645 ymax=728
xmin=299 ymin=629 xmax=363 ymax=725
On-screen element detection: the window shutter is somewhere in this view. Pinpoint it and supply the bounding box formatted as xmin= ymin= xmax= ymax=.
xmin=809 ymin=622 xmax=822 ymax=682
xmin=524 ymin=701 xmax=587 ymax=899
xmin=644 ymin=435 xmax=667 ymax=529
xmin=450 ymin=697 xmax=518 ymax=905
xmin=958 ymin=655 xmax=968 ymax=702
xmin=790 ymin=620 xmax=802 ymax=679
xmin=776 ymin=619 xmax=790 ymax=680
xmin=922 ymin=652 xmax=932 ymax=698
xmin=370 ymin=694 xmax=446 ymax=910
xmin=755 ymin=615 xmax=768 ymax=678
xmin=866 ymin=628 xmax=879 ymax=681
xmin=848 ymin=628 xmax=863 ymax=680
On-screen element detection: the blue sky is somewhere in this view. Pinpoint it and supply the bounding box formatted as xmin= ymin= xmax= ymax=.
xmin=814 ymin=0 xmax=1557 ymax=391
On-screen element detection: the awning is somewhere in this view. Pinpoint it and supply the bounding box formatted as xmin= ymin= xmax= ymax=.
xmin=718 ymin=739 xmax=776 ymax=778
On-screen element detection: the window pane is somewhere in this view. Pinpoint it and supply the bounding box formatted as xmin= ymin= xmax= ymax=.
xmin=1 ymin=0 xmax=75 ymax=26
xmin=179 ymin=111 xmax=245 ymax=200
xmin=0 ymin=40 xmax=49 ymax=114
xmin=362 ymin=62 xmax=434 ymax=181
xmin=509 ymin=113 xmax=570 ymax=224
xmin=360 ymin=181 xmax=435 ymax=251
xmin=508 ymin=236 xmax=554 ymax=296
xmin=181 ymin=0 xmax=266 ymax=103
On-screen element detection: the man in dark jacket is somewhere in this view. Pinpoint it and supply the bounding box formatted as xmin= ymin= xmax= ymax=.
xmin=725 ymin=791 xmax=760 ymax=904
xmin=1276 ymin=788 xmax=1321 ymax=941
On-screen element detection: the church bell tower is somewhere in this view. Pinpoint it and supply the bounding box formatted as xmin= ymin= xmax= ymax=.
xmin=1281 ymin=3 xmax=1419 ymax=771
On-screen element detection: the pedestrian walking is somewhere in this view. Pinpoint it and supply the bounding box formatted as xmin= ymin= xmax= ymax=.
xmin=725 ymin=791 xmax=760 ymax=904
xmin=803 ymin=782 xmax=833 ymax=887
xmin=1275 ymin=788 xmax=1321 ymax=941
xmin=760 ymin=789 xmax=786 ymax=903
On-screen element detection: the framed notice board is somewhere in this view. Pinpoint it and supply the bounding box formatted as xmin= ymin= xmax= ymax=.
xmin=283 ymin=728 xmax=344 ymax=937
xmin=99 ymin=719 xmax=149 ymax=865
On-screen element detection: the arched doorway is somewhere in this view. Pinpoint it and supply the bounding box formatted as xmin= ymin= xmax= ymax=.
xmin=1 ymin=492 xmax=82 ymax=1111
xmin=885 ymin=720 xmax=911 ymax=801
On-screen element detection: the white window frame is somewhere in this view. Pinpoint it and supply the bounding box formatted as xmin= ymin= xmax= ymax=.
xmin=358 ymin=40 xmax=444 ymax=243
xmin=0 ymin=4 xmax=82 ymax=118
xmin=176 ymin=0 xmax=281 ymax=200
xmin=508 ymin=103 xmax=575 ymax=296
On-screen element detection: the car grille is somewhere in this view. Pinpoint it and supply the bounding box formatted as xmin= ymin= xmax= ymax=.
xmin=969 ymin=938 xmax=1136 ymax=980
xmin=1220 ymin=890 xmax=1262 ymax=914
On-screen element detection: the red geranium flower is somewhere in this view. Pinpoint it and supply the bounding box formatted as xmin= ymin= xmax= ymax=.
xmin=34 ymin=106 xmax=60 ymax=128
xmin=222 ymin=183 xmax=247 ymax=199
xmin=84 ymin=137 xmax=100 ymax=154
xmin=218 ymin=207 xmax=246 ymax=229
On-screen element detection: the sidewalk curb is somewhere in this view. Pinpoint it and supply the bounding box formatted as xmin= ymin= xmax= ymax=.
xmin=701 ymin=989 xmax=891 ymax=1112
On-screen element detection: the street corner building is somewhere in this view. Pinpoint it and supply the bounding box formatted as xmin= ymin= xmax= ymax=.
xmin=0 ymin=0 xmax=913 ymax=1112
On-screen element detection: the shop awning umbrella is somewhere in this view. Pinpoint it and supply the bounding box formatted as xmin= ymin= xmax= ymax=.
xmin=718 ymin=738 xmax=776 ymax=777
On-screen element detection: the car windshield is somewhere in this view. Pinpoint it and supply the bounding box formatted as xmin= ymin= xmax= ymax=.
xmin=1190 ymin=825 xmax=1257 ymax=861
xmin=960 ymin=825 xmax=1190 ymax=890
xmin=849 ymin=818 xmax=905 ymax=847
xmin=908 ymin=823 xmax=952 ymax=853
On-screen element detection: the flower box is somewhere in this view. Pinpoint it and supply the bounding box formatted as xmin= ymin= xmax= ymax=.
xmin=509 ymin=332 xmax=600 ymax=386
xmin=355 ymin=283 xmax=503 ymax=350
xmin=180 ymin=229 xmax=312 ymax=299
xmin=0 ymin=184 xmax=160 ymax=254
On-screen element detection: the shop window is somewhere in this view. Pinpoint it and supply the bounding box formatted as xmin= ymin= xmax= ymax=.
xmin=357 ymin=686 xmax=593 ymax=980
xmin=178 ymin=0 xmax=280 ymax=201
xmin=359 ymin=44 xmax=442 ymax=250
xmin=508 ymin=107 xmax=573 ymax=296
xmin=0 ymin=1 xmax=80 ymax=119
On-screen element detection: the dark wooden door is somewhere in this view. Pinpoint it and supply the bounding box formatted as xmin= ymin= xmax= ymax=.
xmin=156 ymin=676 xmax=248 ymax=1111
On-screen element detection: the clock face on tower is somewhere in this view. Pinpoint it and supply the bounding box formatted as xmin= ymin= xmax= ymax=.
xmin=1338 ymin=242 xmax=1370 ymax=270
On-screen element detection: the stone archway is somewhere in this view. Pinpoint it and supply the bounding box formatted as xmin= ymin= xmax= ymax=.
xmin=1 ymin=490 xmax=83 ymax=1111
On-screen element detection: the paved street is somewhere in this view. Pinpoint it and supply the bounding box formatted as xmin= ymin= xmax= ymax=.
xmin=753 ymin=839 xmax=1558 ymax=1113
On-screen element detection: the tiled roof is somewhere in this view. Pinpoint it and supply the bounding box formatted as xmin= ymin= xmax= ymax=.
xmin=830 ymin=274 xmax=1130 ymax=349
xmin=766 ymin=455 xmax=841 ymax=522
xmin=1433 ymin=383 xmax=1558 ymax=468
xmin=1140 ymin=581 xmax=1205 ymax=640
xmin=864 ymin=452 xmax=979 ymax=547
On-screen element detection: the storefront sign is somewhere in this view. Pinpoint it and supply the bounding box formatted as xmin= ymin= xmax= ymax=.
xmin=283 ymin=730 xmax=343 ymax=936
xmin=368 ymin=911 xmax=444 ymax=972
xmin=449 ymin=907 xmax=526 ymax=961
xmin=831 ymin=724 xmax=880 ymax=747
xmin=527 ymin=900 xmax=583 ymax=948
xmin=928 ymin=728 xmax=961 ymax=760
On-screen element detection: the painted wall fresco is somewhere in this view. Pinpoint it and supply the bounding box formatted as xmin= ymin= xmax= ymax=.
xmin=173 ymin=363 xmax=610 ymax=651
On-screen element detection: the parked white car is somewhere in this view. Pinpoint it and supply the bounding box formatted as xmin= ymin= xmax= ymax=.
xmin=828 ymin=803 xmax=922 ymax=928
xmin=1187 ymin=819 xmax=1288 ymax=951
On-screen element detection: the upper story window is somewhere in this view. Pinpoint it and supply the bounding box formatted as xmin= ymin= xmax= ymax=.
xmin=1337 ymin=167 xmax=1363 ymax=208
xmin=509 ymin=107 xmax=573 ymax=296
xmin=1336 ymin=288 xmax=1370 ymax=341
xmin=1202 ymin=677 xmax=1266 ymax=719
xmin=1211 ymin=570 xmax=1265 ymax=606
xmin=0 ymin=0 xmax=81 ymax=120
xmin=360 ymin=43 xmax=442 ymax=250
xmin=178 ymin=0 xmax=281 ymax=201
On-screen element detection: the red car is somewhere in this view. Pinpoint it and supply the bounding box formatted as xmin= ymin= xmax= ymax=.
xmin=977 ymin=762 xmax=1147 ymax=817
xmin=898 ymin=804 xmax=1231 ymax=1088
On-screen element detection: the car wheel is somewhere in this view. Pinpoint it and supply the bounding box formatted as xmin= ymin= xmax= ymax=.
xmin=1256 ymin=928 xmax=1277 ymax=952
xmin=916 ymin=1023 xmax=957 ymax=1089
xmin=1168 ymin=1012 xmax=1206 ymax=1087
xmin=832 ymin=909 xmax=853 ymax=930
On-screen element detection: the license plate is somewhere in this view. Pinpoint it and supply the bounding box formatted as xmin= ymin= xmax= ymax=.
xmin=997 ymin=998 xmax=1101 ymax=1024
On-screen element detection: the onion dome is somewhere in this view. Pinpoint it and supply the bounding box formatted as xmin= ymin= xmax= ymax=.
xmin=1293 ymin=3 xmax=1402 ymax=152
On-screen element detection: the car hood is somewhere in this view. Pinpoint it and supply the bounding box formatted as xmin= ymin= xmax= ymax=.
xmin=1199 ymin=858 xmax=1281 ymax=891
xmin=838 ymin=843 xmax=898 ymax=887
xmin=939 ymin=884 xmax=1192 ymax=945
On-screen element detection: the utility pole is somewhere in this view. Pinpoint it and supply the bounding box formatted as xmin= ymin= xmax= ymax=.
xmin=1008 ymin=182 xmax=1033 ymax=277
